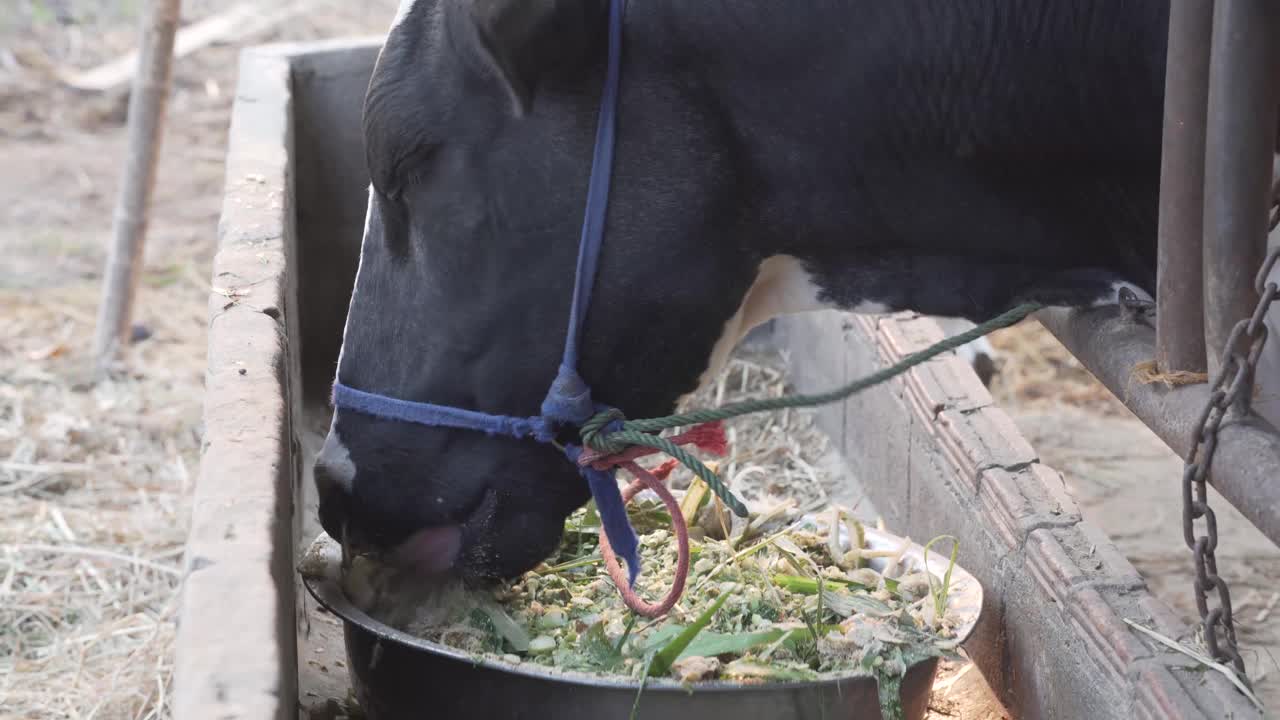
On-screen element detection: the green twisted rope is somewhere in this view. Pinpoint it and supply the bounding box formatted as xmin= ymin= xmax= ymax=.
xmin=582 ymin=302 xmax=1044 ymax=517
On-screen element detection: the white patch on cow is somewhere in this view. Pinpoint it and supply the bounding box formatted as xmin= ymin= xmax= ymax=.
xmin=325 ymin=186 xmax=376 ymax=462
xmin=690 ymin=256 xmax=888 ymax=396
xmin=390 ymin=0 xmax=418 ymax=29
xmin=332 ymin=186 xmax=375 ymax=383
xmin=933 ymin=316 xmax=999 ymax=384
xmin=1091 ymin=280 xmax=1154 ymax=308
xmin=318 ymin=429 xmax=357 ymax=493
xmin=955 ymin=335 xmax=995 ymax=364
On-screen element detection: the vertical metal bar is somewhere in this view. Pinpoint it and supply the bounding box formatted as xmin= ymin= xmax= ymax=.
xmin=1157 ymin=0 xmax=1213 ymax=374
xmin=1203 ymin=0 xmax=1279 ymax=374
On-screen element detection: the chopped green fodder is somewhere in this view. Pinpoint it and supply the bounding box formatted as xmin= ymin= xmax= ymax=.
xmin=343 ymin=484 xmax=965 ymax=718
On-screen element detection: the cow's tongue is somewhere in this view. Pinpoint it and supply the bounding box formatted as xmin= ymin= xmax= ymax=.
xmin=390 ymin=525 xmax=462 ymax=575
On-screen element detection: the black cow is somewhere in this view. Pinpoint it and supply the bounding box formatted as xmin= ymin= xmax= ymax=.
xmin=315 ymin=0 xmax=1171 ymax=583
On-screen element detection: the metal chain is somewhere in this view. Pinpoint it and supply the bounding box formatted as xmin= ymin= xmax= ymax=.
xmin=1181 ymin=236 xmax=1280 ymax=680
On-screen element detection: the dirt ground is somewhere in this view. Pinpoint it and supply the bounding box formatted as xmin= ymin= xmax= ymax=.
xmin=0 ymin=3 xmax=399 ymax=719
xmin=0 ymin=2 xmax=1275 ymax=719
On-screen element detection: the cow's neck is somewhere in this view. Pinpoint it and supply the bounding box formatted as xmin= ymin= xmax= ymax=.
xmin=658 ymin=0 xmax=1170 ymax=393
xmin=357 ymin=0 xmax=1171 ymax=417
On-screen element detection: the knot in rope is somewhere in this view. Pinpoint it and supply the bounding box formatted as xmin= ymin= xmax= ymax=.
xmin=580 ymin=407 xmax=628 ymax=454
xmin=582 ymin=412 xmax=750 ymax=518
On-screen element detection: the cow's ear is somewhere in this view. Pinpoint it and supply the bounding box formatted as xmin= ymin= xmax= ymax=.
xmin=466 ymin=0 xmax=603 ymax=116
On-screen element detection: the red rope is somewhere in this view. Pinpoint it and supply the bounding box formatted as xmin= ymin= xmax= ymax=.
xmin=597 ymin=460 xmax=688 ymax=617
xmin=579 ymin=421 xmax=727 ymax=618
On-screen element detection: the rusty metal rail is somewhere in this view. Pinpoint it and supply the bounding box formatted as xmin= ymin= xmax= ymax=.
xmin=1044 ymin=0 xmax=1280 ymax=687
xmin=1202 ymin=0 xmax=1278 ymax=375
xmin=1072 ymin=1 xmax=1280 ymax=553
xmin=1038 ymin=306 xmax=1280 ymax=549
xmin=1155 ymin=0 xmax=1212 ymax=374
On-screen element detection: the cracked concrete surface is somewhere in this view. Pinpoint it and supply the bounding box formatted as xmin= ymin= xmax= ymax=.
xmin=1007 ymin=403 xmax=1280 ymax=710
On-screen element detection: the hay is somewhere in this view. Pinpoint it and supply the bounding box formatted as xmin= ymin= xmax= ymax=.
xmin=1 ymin=2 xmax=402 ymax=717
xmin=671 ymin=349 xmax=841 ymax=511
xmin=0 ymin=286 xmax=204 ymax=720
xmin=1130 ymin=360 xmax=1210 ymax=389
xmin=1258 ymin=593 xmax=1280 ymax=624
xmin=1123 ymin=619 xmax=1264 ymax=711
xmin=986 ymin=320 xmax=1130 ymax=417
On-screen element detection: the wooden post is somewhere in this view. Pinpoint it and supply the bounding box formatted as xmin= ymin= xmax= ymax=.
xmin=91 ymin=0 xmax=182 ymax=378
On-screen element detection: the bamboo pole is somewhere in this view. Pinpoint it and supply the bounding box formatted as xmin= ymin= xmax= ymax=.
xmin=91 ymin=0 xmax=182 ymax=379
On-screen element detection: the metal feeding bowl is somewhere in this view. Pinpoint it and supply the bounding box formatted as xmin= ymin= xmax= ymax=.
xmin=302 ymin=521 xmax=983 ymax=720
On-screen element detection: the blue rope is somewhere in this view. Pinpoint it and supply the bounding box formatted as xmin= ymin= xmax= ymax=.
xmin=332 ymin=383 xmax=554 ymax=442
xmin=331 ymin=0 xmax=643 ymax=586
xmin=538 ymin=0 xmax=624 ymax=427
xmin=555 ymin=0 xmax=623 ymax=376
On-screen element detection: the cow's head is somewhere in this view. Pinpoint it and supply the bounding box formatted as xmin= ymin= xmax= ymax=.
xmin=314 ymin=0 xmax=761 ymax=582
xmin=315 ymin=0 xmax=1177 ymax=583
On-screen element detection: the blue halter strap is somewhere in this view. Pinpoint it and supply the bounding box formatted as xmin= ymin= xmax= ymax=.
xmin=331 ymin=0 xmax=643 ymax=585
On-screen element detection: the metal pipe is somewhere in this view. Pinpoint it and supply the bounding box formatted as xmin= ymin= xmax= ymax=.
xmin=1202 ymin=0 xmax=1278 ymax=374
xmin=1156 ymin=0 xmax=1213 ymax=374
xmin=1038 ymin=307 xmax=1280 ymax=548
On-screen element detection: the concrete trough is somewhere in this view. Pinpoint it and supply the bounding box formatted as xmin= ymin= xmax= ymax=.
xmin=174 ymin=39 xmax=1266 ymax=720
